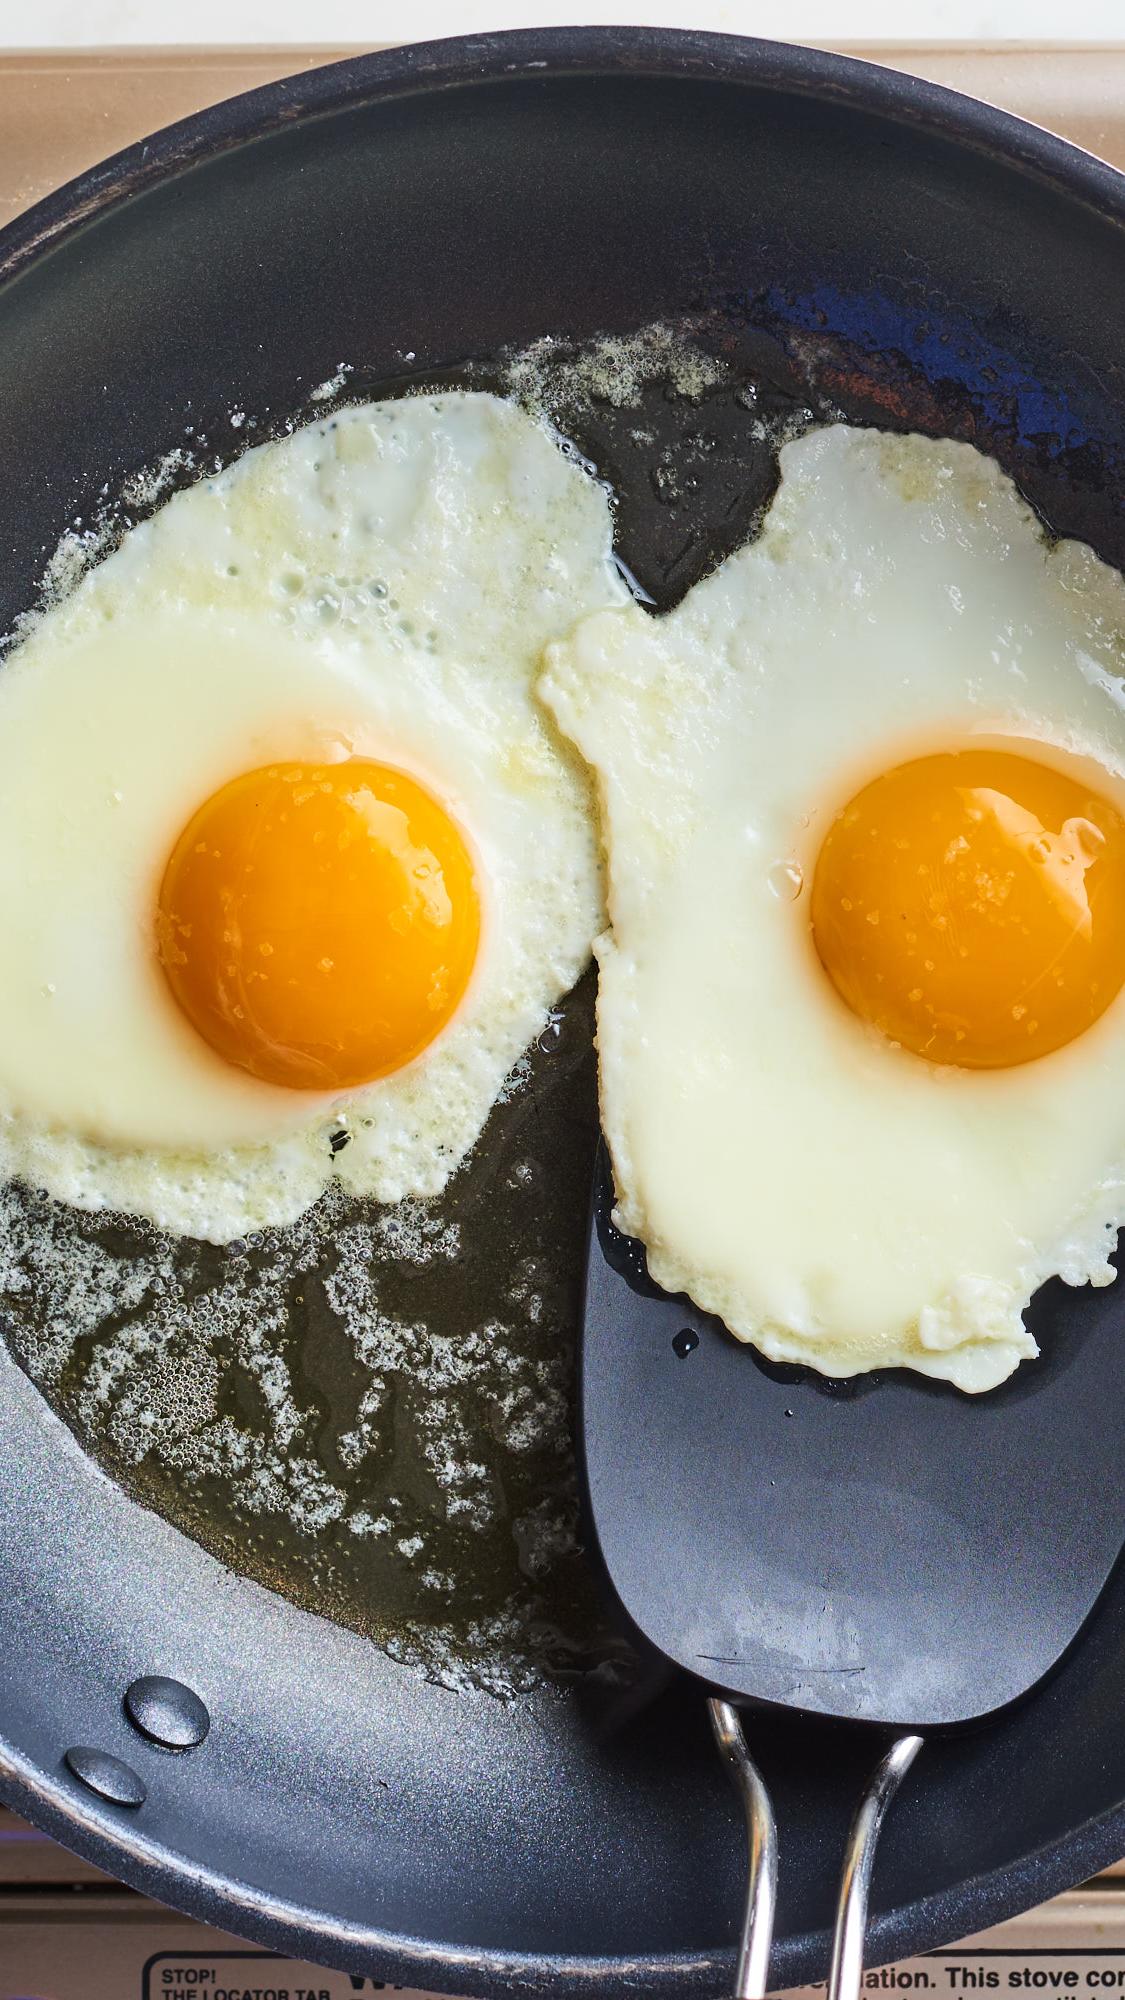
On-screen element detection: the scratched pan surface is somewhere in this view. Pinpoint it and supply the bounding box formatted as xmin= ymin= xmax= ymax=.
xmin=1 ymin=28 xmax=1125 ymax=1995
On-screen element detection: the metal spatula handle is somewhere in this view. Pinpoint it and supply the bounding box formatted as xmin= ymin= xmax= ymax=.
xmin=824 ymin=1736 xmax=920 ymax=2000
xmin=708 ymin=1699 xmax=778 ymax=2000
xmin=709 ymin=1700 xmax=920 ymax=2000
xmin=829 ymin=1734 xmax=923 ymax=2000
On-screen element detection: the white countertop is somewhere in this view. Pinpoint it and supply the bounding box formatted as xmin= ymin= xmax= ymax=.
xmin=9 ymin=0 xmax=1125 ymax=51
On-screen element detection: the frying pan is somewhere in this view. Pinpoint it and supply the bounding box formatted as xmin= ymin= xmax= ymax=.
xmin=2 ymin=27 xmax=1125 ymax=1996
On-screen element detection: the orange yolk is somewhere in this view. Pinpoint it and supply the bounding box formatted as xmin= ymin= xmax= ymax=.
xmin=810 ymin=747 xmax=1125 ymax=1069
xmin=156 ymin=759 xmax=480 ymax=1090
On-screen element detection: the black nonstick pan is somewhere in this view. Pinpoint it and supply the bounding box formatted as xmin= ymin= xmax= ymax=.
xmin=2 ymin=28 xmax=1125 ymax=1996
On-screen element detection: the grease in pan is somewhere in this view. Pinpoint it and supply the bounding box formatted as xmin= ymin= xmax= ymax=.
xmin=2 ymin=348 xmax=1120 ymax=1720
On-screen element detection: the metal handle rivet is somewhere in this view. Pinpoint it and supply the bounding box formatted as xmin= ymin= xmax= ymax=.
xmin=64 ymin=1745 xmax=146 ymax=1808
xmin=124 ymin=1675 xmax=210 ymax=1751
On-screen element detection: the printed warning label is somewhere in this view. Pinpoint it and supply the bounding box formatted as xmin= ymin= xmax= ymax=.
xmin=787 ymin=1951 xmax=1125 ymax=1998
xmin=142 ymin=1954 xmax=403 ymax=2000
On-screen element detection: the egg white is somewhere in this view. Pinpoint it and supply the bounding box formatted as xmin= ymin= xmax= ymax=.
xmin=0 ymin=392 xmax=624 ymax=1242
xmin=541 ymin=425 xmax=1125 ymax=1392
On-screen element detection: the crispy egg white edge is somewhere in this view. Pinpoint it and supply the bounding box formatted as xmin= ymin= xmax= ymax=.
xmin=0 ymin=392 xmax=626 ymax=1242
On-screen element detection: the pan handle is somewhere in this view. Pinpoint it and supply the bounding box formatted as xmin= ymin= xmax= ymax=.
xmin=708 ymin=1697 xmax=778 ymax=2000
xmin=828 ymin=1733 xmax=923 ymax=2000
xmin=708 ymin=1703 xmax=920 ymax=2000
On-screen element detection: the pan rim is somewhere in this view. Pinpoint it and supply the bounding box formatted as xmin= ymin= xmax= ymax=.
xmin=5 ymin=1727 xmax=1125 ymax=1992
xmin=2 ymin=23 xmax=1125 ymax=1990
xmin=0 ymin=26 xmax=1123 ymax=293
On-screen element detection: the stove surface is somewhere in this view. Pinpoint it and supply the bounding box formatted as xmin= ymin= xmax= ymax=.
xmin=1 ymin=37 xmax=1125 ymax=2000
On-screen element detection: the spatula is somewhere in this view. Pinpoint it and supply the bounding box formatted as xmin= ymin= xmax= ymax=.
xmin=581 ymin=1145 xmax=1125 ymax=1998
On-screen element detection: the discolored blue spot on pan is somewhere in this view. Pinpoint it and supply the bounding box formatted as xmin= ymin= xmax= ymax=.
xmin=753 ymin=280 xmax=1125 ymax=468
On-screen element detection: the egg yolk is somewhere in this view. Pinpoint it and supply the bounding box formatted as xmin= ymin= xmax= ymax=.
xmin=810 ymin=747 xmax=1125 ymax=1069
xmin=156 ymin=760 xmax=480 ymax=1090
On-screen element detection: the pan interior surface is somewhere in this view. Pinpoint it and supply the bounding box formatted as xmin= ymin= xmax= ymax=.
xmin=1 ymin=30 xmax=1125 ymax=1995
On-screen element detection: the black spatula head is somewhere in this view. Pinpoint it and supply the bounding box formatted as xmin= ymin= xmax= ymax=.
xmin=581 ymin=1148 xmax=1125 ymax=1729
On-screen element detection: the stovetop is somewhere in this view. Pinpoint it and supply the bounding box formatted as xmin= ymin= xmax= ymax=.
xmin=1 ymin=39 xmax=1124 ymax=2000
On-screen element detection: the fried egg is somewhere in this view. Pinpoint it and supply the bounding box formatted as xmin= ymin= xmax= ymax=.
xmin=0 ymin=392 xmax=624 ymax=1242
xmin=541 ymin=425 xmax=1125 ymax=1392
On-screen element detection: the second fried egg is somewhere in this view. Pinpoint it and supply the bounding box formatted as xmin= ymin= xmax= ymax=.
xmin=541 ymin=425 xmax=1125 ymax=1392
